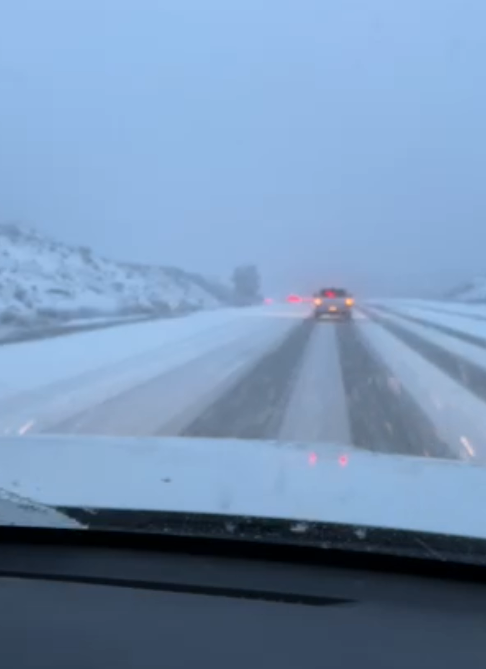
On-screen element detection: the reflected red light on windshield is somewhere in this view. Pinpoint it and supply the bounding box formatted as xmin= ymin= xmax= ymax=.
xmin=308 ymin=452 xmax=318 ymax=466
xmin=338 ymin=455 xmax=349 ymax=467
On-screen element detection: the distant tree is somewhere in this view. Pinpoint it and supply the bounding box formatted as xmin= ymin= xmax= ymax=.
xmin=232 ymin=264 xmax=262 ymax=305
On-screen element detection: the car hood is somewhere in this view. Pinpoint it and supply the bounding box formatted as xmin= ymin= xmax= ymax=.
xmin=0 ymin=434 xmax=482 ymax=539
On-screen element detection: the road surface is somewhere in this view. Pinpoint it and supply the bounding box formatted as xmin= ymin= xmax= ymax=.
xmin=1 ymin=301 xmax=486 ymax=462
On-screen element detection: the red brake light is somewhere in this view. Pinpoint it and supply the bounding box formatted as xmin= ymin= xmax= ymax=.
xmin=325 ymin=291 xmax=336 ymax=299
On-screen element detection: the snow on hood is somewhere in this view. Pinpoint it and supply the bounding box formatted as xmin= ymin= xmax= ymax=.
xmin=0 ymin=434 xmax=484 ymax=540
xmin=0 ymin=223 xmax=227 ymax=324
xmin=0 ymin=487 xmax=81 ymax=529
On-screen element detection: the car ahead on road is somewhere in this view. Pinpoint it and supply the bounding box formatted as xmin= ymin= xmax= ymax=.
xmin=313 ymin=288 xmax=354 ymax=319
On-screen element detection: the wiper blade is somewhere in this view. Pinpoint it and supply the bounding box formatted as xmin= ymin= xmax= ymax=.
xmin=57 ymin=506 xmax=486 ymax=567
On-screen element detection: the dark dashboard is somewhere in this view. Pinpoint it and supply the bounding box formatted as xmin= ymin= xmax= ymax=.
xmin=0 ymin=528 xmax=485 ymax=668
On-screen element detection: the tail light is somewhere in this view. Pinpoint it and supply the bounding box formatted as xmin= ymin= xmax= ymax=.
xmin=339 ymin=454 xmax=349 ymax=467
xmin=314 ymin=298 xmax=323 ymax=306
xmin=345 ymin=297 xmax=354 ymax=306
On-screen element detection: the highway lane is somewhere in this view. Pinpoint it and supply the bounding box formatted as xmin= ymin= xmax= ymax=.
xmin=32 ymin=305 xmax=481 ymax=461
xmin=4 ymin=301 xmax=486 ymax=460
xmin=181 ymin=315 xmax=451 ymax=458
xmin=364 ymin=307 xmax=486 ymax=406
xmin=181 ymin=319 xmax=314 ymax=440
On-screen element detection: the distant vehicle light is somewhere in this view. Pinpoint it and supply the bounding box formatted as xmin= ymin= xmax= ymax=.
xmin=308 ymin=452 xmax=318 ymax=466
xmin=345 ymin=297 xmax=354 ymax=306
xmin=287 ymin=294 xmax=302 ymax=303
xmin=339 ymin=455 xmax=349 ymax=467
xmin=264 ymin=298 xmax=273 ymax=304
xmin=314 ymin=298 xmax=323 ymax=306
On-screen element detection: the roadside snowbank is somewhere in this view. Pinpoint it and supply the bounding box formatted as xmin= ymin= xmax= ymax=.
xmin=447 ymin=276 xmax=486 ymax=303
xmin=0 ymin=223 xmax=229 ymax=327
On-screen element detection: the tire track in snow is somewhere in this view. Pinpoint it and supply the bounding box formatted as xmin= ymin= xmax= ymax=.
xmin=372 ymin=305 xmax=486 ymax=350
xmin=336 ymin=320 xmax=453 ymax=458
xmin=363 ymin=308 xmax=486 ymax=407
xmin=181 ymin=320 xmax=314 ymax=440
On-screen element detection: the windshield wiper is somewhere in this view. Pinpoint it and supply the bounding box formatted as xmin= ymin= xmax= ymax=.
xmin=57 ymin=506 xmax=486 ymax=568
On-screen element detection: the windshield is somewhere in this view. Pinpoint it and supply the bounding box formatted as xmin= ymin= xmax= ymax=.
xmin=1 ymin=0 xmax=486 ymax=560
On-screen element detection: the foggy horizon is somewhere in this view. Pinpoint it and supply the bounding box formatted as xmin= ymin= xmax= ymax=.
xmin=1 ymin=0 xmax=486 ymax=298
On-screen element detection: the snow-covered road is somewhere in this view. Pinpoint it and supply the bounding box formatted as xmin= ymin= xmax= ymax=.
xmin=2 ymin=300 xmax=486 ymax=463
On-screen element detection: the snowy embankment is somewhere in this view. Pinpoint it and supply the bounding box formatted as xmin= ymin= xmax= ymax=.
xmin=446 ymin=275 xmax=486 ymax=303
xmin=0 ymin=223 xmax=231 ymax=342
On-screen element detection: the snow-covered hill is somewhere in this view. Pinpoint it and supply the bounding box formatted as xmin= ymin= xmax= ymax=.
xmin=446 ymin=276 xmax=486 ymax=303
xmin=0 ymin=224 xmax=230 ymax=326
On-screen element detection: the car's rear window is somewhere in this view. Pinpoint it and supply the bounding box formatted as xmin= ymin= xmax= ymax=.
xmin=319 ymin=288 xmax=348 ymax=297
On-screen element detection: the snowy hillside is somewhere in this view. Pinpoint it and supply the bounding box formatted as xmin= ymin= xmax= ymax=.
xmin=0 ymin=224 xmax=229 ymax=325
xmin=447 ymin=276 xmax=486 ymax=303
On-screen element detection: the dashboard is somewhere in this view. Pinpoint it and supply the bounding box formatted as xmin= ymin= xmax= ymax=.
xmin=0 ymin=534 xmax=485 ymax=668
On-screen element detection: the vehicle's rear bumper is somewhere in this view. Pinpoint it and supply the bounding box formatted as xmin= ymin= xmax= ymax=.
xmin=314 ymin=308 xmax=351 ymax=318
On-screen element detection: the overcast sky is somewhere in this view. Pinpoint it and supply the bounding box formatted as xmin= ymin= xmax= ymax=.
xmin=1 ymin=0 xmax=485 ymax=296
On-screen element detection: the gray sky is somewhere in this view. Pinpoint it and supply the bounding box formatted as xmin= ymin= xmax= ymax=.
xmin=1 ymin=0 xmax=486 ymax=297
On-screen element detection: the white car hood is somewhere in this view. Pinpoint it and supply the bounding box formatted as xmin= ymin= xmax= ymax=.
xmin=0 ymin=434 xmax=483 ymax=539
